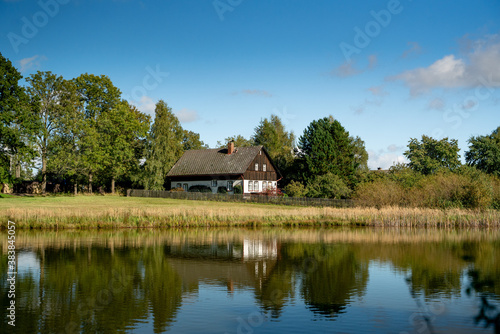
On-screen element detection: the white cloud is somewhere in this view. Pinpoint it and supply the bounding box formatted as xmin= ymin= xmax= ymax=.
xmin=391 ymin=35 xmax=500 ymax=95
xmin=130 ymin=95 xmax=155 ymax=115
xmin=368 ymin=149 xmax=407 ymax=170
xmin=18 ymin=55 xmax=46 ymax=73
xmin=387 ymin=144 xmax=403 ymax=152
xmin=175 ymin=108 xmax=199 ymax=123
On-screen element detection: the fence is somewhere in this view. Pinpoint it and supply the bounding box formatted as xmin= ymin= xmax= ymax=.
xmin=127 ymin=189 xmax=356 ymax=208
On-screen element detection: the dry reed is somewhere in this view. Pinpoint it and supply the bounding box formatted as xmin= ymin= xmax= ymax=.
xmin=0 ymin=196 xmax=499 ymax=229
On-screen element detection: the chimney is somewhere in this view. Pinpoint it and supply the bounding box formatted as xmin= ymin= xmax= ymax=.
xmin=228 ymin=141 xmax=235 ymax=155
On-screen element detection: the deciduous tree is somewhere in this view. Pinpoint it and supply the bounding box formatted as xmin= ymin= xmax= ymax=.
xmin=98 ymin=102 xmax=150 ymax=193
xmin=216 ymin=134 xmax=253 ymax=148
xmin=466 ymin=127 xmax=500 ymax=176
xmin=143 ymin=100 xmax=184 ymax=190
xmin=182 ymin=130 xmax=207 ymax=151
xmin=73 ymin=73 xmax=121 ymax=192
xmin=27 ymin=71 xmax=78 ymax=193
xmin=252 ymin=114 xmax=295 ymax=181
xmin=404 ymin=135 xmax=461 ymax=175
xmin=0 ymin=52 xmax=35 ymax=183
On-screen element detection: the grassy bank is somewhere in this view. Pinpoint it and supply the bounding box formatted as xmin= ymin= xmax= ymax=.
xmin=0 ymin=195 xmax=499 ymax=229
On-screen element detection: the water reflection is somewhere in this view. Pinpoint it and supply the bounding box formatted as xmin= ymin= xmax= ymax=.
xmin=1 ymin=228 xmax=499 ymax=333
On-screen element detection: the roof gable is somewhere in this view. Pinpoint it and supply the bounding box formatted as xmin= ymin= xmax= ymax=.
xmin=167 ymin=146 xmax=264 ymax=177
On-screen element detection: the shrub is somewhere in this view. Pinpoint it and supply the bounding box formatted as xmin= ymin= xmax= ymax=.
xmin=355 ymin=179 xmax=404 ymax=208
xmin=217 ymin=186 xmax=227 ymax=194
xmin=234 ymin=184 xmax=242 ymax=194
xmin=189 ymin=185 xmax=212 ymax=193
xmin=305 ymin=173 xmax=351 ymax=199
xmin=283 ymin=180 xmax=306 ymax=197
xmin=491 ymin=175 xmax=500 ymax=209
xmin=170 ymin=187 xmax=184 ymax=192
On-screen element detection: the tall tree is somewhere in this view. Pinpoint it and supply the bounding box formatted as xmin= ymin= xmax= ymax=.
xmin=252 ymin=114 xmax=295 ymax=178
xmin=182 ymin=130 xmax=207 ymax=151
xmin=143 ymin=100 xmax=184 ymax=190
xmin=404 ymin=135 xmax=461 ymax=175
xmin=465 ymin=127 xmax=500 ymax=176
xmin=351 ymin=136 xmax=368 ymax=171
xmin=0 ymin=52 xmax=35 ymax=183
xmin=216 ymin=134 xmax=253 ymax=148
xmin=73 ymin=73 xmax=121 ymax=193
xmin=298 ymin=116 xmax=357 ymax=185
xmin=98 ymin=102 xmax=150 ymax=193
xmin=27 ymin=71 xmax=79 ymax=193
xmin=46 ymin=82 xmax=86 ymax=195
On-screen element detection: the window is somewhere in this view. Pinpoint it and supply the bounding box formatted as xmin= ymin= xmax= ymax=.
xmin=176 ymin=183 xmax=181 ymax=188
xmin=248 ymin=181 xmax=253 ymax=192
xmin=255 ymin=163 xmax=259 ymax=171
xmin=227 ymin=181 xmax=233 ymax=191
xmin=183 ymin=184 xmax=188 ymax=191
xmin=211 ymin=179 xmax=217 ymax=187
xmin=254 ymin=181 xmax=259 ymax=192
xmin=263 ymin=163 xmax=267 ymax=172
xmin=262 ymin=181 xmax=267 ymax=191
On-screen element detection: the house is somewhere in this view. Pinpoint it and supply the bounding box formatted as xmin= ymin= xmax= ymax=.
xmin=167 ymin=142 xmax=280 ymax=194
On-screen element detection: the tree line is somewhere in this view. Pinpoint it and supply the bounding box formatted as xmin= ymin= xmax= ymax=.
xmin=1 ymin=52 xmax=499 ymax=208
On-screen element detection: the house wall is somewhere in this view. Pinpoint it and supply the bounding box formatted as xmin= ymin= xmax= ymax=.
xmin=243 ymin=180 xmax=276 ymax=193
xmin=171 ymin=179 xmax=242 ymax=194
xmin=243 ymin=149 xmax=278 ymax=181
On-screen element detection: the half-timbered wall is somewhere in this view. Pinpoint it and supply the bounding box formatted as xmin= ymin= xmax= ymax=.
xmin=243 ymin=149 xmax=278 ymax=181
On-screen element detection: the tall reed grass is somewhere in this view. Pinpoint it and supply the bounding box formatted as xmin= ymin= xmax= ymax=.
xmin=0 ymin=196 xmax=498 ymax=229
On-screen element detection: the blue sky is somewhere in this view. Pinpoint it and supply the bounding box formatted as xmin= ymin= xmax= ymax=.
xmin=1 ymin=0 xmax=499 ymax=169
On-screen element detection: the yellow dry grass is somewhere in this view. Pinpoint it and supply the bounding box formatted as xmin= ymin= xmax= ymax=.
xmin=0 ymin=195 xmax=498 ymax=229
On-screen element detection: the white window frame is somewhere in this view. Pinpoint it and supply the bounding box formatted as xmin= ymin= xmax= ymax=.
xmin=254 ymin=181 xmax=259 ymax=192
xmin=183 ymin=184 xmax=188 ymax=191
xmin=262 ymin=181 xmax=267 ymax=191
xmin=248 ymin=181 xmax=254 ymax=192
xmin=263 ymin=163 xmax=267 ymax=172
xmin=227 ymin=181 xmax=233 ymax=191
xmin=255 ymin=163 xmax=259 ymax=171
xmin=211 ymin=179 xmax=217 ymax=187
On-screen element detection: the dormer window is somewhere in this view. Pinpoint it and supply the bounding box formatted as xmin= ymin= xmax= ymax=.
xmin=263 ymin=163 xmax=267 ymax=172
xmin=255 ymin=163 xmax=259 ymax=171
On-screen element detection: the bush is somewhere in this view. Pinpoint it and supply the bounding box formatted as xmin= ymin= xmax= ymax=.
xmin=491 ymin=175 xmax=500 ymax=209
xmin=305 ymin=173 xmax=351 ymax=199
xmin=234 ymin=184 xmax=242 ymax=194
xmin=217 ymin=186 xmax=227 ymax=194
xmin=355 ymin=179 xmax=404 ymax=208
xmin=283 ymin=180 xmax=306 ymax=197
xmin=355 ymin=167 xmax=495 ymax=210
xmin=170 ymin=187 xmax=184 ymax=192
xmin=189 ymin=185 xmax=212 ymax=193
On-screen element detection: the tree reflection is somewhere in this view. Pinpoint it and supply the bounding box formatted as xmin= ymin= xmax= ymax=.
xmin=255 ymin=243 xmax=369 ymax=319
xmin=298 ymin=245 xmax=368 ymax=318
xmin=0 ymin=245 xmax=185 ymax=334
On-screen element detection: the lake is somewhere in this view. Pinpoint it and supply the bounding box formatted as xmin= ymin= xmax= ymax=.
xmin=1 ymin=228 xmax=499 ymax=333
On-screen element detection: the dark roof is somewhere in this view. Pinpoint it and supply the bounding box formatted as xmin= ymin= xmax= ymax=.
xmin=167 ymin=146 xmax=263 ymax=177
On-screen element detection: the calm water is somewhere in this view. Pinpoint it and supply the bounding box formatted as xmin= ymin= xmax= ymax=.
xmin=1 ymin=228 xmax=500 ymax=334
